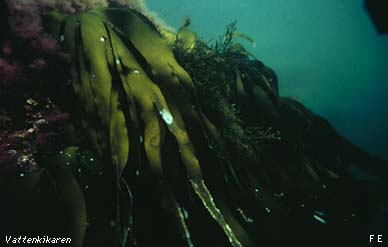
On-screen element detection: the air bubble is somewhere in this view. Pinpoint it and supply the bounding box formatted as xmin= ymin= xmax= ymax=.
xmin=159 ymin=109 xmax=173 ymax=125
xmin=273 ymin=192 xmax=284 ymax=197
xmin=313 ymin=213 xmax=327 ymax=224
xmin=182 ymin=208 xmax=189 ymax=219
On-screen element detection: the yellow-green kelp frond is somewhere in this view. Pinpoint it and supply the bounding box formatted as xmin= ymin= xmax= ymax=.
xmin=46 ymin=7 xmax=252 ymax=247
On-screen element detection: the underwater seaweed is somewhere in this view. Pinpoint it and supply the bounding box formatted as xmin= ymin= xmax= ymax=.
xmin=211 ymin=20 xmax=238 ymax=54
xmin=0 ymin=3 xmax=387 ymax=247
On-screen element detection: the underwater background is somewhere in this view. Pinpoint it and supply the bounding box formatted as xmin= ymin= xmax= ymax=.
xmin=1 ymin=0 xmax=387 ymax=246
xmin=147 ymin=0 xmax=388 ymax=161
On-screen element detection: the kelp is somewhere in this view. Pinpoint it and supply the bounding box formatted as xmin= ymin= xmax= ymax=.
xmin=45 ymin=8 xmax=254 ymax=247
xmin=2 ymin=6 xmax=387 ymax=247
xmin=175 ymin=16 xmax=197 ymax=52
